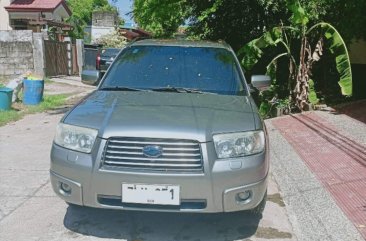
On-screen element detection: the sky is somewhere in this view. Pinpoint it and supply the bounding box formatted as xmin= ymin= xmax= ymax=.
xmin=109 ymin=0 xmax=135 ymax=24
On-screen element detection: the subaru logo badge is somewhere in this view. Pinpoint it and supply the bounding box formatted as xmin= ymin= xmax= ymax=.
xmin=142 ymin=145 xmax=163 ymax=158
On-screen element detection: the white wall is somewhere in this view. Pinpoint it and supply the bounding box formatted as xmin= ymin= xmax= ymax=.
xmin=0 ymin=0 xmax=12 ymax=30
xmin=91 ymin=26 xmax=114 ymax=42
xmin=53 ymin=4 xmax=70 ymax=21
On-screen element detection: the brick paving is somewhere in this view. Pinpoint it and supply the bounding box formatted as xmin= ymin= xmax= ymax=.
xmin=272 ymin=112 xmax=366 ymax=239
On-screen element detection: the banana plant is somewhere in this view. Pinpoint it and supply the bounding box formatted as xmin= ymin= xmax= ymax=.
xmin=239 ymin=0 xmax=352 ymax=111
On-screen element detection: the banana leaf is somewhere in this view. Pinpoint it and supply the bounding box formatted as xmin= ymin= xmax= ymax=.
xmin=238 ymin=27 xmax=282 ymax=71
xmin=286 ymin=0 xmax=309 ymax=26
xmin=308 ymin=23 xmax=353 ymax=96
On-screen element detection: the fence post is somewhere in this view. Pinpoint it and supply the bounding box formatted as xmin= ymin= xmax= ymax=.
xmin=76 ymin=39 xmax=84 ymax=76
xmin=32 ymin=33 xmax=45 ymax=78
xmin=64 ymin=36 xmax=72 ymax=76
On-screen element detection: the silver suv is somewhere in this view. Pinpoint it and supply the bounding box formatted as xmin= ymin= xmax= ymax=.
xmin=50 ymin=39 xmax=269 ymax=214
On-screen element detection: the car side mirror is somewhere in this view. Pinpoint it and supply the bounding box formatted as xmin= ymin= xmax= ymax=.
xmin=81 ymin=69 xmax=101 ymax=86
xmin=251 ymin=75 xmax=271 ymax=91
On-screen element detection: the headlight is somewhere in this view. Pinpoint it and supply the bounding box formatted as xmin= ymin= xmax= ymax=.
xmin=213 ymin=131 xmax=265 ymax=158
xmin=54 ymin=123 xmax=98 ymax=153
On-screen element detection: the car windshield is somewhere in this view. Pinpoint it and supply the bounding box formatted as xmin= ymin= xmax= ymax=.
xmin=101 ymin=45 xmax=246 ymax=95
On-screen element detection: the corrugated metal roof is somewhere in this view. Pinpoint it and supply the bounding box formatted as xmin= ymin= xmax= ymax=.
xmin=5 ymin=0 xmax=71 ymax=15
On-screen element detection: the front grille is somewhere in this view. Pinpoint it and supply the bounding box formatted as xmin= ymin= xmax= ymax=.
xmin=102 ymin=137 xmax=203 ymax=173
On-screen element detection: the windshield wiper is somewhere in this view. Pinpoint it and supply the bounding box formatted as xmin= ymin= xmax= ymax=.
xmin=151 ymin=87 xmax=206 ymax=94
xmin=99 ymin=86 xmax=145 ymax=91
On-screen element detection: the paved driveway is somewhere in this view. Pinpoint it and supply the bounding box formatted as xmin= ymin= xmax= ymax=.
xmin=0 ymin=112 xmax=295 ymax=240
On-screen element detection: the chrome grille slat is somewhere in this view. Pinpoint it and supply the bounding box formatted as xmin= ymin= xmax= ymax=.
xmin=108 ymin=140 xmax=197 ymax=146
xmin=102 ymin=137 xmax=203 ymax=173
xmin=107 ymin=145 xmax=200 ymax=151
xmin=105 ymin=155 xmax=201 ymax=162
xmin=106 ymin=150 xmax=201 ymax=157
xmin=104 ymin=161 xmax=202 ymax=167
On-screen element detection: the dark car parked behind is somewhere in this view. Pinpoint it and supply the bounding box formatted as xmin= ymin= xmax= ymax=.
xmin=97 ymin=48 xmax=121 ymax=72
xmin=82 ymin=47 xmax=121 ymax=86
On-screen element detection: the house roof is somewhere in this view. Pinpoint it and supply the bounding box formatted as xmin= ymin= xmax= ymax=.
xmin=5 ymin=0 xmax=72 ymax=16
xmin=118 ymin=28 xmax=151 ymax=41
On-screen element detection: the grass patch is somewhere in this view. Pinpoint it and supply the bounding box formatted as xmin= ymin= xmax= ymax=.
xmin=44 ymin=77 xmax=54 ymax=84
xmin=27 ymin=94 xmax=68 ymax=114
xmin=0 ymin=110 xmax=24 ymax=126
xmin=0 ymin=94 xmax=68 ymax=127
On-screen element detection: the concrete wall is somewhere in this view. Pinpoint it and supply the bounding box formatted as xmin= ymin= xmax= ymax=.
xmin=32 ymin=33 xmax=46 ymax=77
xmin=91 ymin=11 xmax=117 ymax=42
xmin=0 ymin=30 xmax=45 ymax=82
xmin=0 ymin=0 xmax=12 ymax=30
xmin=91 ymin=26 xmax=115 ymax=42
xmin=92 ymin=11 xmax=118 ymax=27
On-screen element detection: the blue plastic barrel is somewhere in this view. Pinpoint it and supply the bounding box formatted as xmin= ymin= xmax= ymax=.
xmin=0 ymin=87 xmax=13 ymax=111
xmin=23 ymin=79 xmax=44 ymax=105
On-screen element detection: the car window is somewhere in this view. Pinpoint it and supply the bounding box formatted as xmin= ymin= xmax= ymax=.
xmin=101 ymin=48 xmax=120 ymax=57
xmin=101 ymin=46 xmax=246 ymax=95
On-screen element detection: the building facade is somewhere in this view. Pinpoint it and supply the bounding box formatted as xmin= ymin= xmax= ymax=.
xmin=1 ymin=0 xmax=71 ymax=34
xmin=0 ymin=0 xmax=13 ymax=30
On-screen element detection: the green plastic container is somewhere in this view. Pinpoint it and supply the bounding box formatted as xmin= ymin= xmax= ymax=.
xmin=0 ymin=87 xmax=13 ymax=111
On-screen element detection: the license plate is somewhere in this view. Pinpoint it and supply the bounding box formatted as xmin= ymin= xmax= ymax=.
xmin=122 ymin=183 xmax=180 ymax=205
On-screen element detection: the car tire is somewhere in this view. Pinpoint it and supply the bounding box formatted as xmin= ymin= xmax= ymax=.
xmin=66 ymin=202 xmax=82 ymax=209
xmin=250 ymin=190 xmax=267 ymax=215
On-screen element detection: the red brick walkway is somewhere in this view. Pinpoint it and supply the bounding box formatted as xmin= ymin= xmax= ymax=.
xmin=272 ymin=112 xmax=366 ymax=238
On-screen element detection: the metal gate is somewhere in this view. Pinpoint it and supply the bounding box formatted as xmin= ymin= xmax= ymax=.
xmin=44 ymin=40 xmax=68 ymax=76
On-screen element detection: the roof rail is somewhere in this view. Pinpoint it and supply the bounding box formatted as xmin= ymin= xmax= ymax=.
xmin=129 ymin=36 xmax=152 ymax=44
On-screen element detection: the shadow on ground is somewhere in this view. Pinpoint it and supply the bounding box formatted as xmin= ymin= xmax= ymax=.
xmin=333 ymin=99 xmax=366 ymax=124
xmin=63 ymin=205 xmax=261 ymax=241
xmin=46 ymin=106 xmax=73 ymax=115
xmin=291 ymin=114 xmax=366 ymax=167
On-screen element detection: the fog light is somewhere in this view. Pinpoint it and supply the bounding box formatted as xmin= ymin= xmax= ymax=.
xmin=236 ymin=190 xmax=251 ymax=202
xmin=60 ymin=182 xmax=71 ymax=194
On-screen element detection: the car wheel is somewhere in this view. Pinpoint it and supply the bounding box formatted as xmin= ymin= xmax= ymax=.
xmin=66 ymin=202 xmax=82 ymax=209
xmin=250 ymin=190 xmax=267 ymax=215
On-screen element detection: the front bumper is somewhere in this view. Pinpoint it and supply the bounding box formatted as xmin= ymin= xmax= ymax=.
xmin=50 ymin=139 xmax=269 ymax=213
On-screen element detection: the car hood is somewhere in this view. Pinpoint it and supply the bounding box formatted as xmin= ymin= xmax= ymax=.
xmin=64 ymin=91 xmax=257 ymax=142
